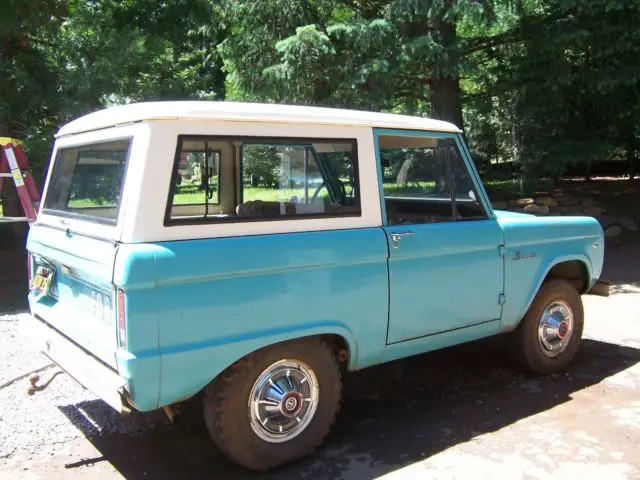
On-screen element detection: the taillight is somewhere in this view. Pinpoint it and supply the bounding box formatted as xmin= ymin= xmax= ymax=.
xmin=117 ymin=289 xmax=127 ymax=348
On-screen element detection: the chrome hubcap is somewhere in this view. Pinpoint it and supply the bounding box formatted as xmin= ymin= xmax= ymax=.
xmin=249 ymin=359 xmax=319 ymax=443
xmin=538 ymin=300 xmax=574 ymax=358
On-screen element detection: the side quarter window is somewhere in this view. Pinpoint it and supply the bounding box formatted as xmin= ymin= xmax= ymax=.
xmin=448 ymin=140 xmax=486 ymax=220
xmin=378 ymin=134 xmax=486 ymax=226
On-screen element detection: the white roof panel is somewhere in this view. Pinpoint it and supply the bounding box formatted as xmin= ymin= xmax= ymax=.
xmin=56 ymin=101 xmax=461 ymax=137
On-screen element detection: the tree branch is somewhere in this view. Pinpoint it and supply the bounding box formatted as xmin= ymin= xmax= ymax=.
xmin=463 ymin=9 xmax=575 ymax=56
xmin=26 ymin=35 xmax=58 ymax=49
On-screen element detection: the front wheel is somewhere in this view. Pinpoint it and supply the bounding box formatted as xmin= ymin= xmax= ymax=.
xmin=511 ymin=279 xmax=584 ymax=375
xmin=203 ymin=338 xmax=342 ymax=471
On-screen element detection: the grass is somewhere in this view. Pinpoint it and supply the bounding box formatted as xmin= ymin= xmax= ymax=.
xmin=174 ymin=186 xmax=329 ymax=204
xmin=67 ymin=199 xmax=117 ymax=208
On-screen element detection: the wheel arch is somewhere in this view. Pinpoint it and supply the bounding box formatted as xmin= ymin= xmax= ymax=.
xmin=158 ymin=326 xmax=358 ymax=408
xmin=524 ymin=256 xmax=591 ymax=319
xmin=545 ymin=259 xmax=590 ymax=293
xmin=501 ymin=255 xmax=592 ymax=334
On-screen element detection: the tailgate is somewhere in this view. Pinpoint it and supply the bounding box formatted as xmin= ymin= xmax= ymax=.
xmin=27 ymin=223 xmax=119 ymax=369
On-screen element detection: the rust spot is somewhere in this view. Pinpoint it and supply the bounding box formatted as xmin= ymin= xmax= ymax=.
xmin=338 ymin=349 xmax=348 ymax=363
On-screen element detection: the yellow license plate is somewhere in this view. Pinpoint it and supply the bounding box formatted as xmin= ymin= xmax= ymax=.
xmin=31 ymin=266 xmax=54 ymax=295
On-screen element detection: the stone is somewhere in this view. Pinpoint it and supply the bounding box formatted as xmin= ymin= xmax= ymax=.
xmin=581 ymin=199 xmax=599 ymax=208
xmin=556 ymin=194 xmax=579 ymax=206
xmin=597 ymin=214 xmax=617 ymax=229
xmin=524 ymin=204 xmax=550 ymax=215
xmin=556 ymin=205 xmax=581 ymax=214
xmin=583 ymin=206 xmax=604 ymax=217
xmin=535 ymin=196 xmax=558 ymax=207
xmin=509 ymin=198 xmax=535 ymax=207
xmin=618 ymin=216 xmax=638 ymax=232
xmin=605 ymin=225 xmax=622 ymax=237
xmin=492 ymin=201 xmax=509 ymax=210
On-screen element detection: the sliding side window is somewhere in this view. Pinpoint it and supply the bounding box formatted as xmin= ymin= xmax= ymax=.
xmin=166 ymin=137 xmax=360 ymax=224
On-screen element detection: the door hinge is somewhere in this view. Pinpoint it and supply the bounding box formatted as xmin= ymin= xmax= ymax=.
xmin=498 ymin=245 xmax=506 ymax=257
xmin=498 ymin=293 xmax=506 ymax=305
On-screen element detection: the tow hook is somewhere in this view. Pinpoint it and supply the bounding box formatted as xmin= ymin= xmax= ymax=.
xmin=27 ymin=369 xmax=64 ymax=395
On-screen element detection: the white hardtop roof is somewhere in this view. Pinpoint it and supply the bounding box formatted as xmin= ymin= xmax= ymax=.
xmin=55 ymin=101 xmax=461 ymax=137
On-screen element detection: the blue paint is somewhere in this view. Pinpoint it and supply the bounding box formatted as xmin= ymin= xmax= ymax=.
xmin=372 ymin=131 xmax=388 ymax=226
xmin=116 ymin=228 xmax=390 ymax=408
xmin=372 ymin=128 xmax=505 ymax=344
xmin=496 ymin=211 xmax=604 ymax=331
xmin=27 ymin=225 xmax=120 ymax=369
xmin=375 ymin=128 xmax=459 ymax=139
xmin=382 ymin=320 xmax=501 ymax=364
xmin=384 ymin=220 xmax=504 ymax=343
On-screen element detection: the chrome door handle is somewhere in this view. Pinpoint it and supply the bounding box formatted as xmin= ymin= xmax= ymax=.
xmin=390 ymin=231 xmax=415 ymax=248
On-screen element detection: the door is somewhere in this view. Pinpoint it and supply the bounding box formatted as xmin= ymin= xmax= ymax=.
xmin=376 ymin=130 xmax=505 ymax=344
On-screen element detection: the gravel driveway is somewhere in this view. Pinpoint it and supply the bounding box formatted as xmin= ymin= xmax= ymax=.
xmin=1 ymin=246 xmax=639 ymax=479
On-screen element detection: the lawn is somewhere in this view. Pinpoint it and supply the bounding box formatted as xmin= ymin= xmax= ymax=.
xmin=172 ymin=186 xmax=323 ymax=205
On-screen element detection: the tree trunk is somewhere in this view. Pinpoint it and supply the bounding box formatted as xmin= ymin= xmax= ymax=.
xmin=429 ymin=76 xmax=464 ymax=131
xmin=626 ymin=132 xmax=637 ymax=180
xmin=429 ymin=10 xmax=464 ymax=131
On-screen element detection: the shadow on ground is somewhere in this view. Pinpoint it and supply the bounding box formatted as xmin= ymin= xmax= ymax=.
xmin=601 ymin=244 xmax=640 ymax=295
xmin=58 ymin=337 xmax=640 ymax=480
xmin=0 ymin=247 xmax=28 ymax=314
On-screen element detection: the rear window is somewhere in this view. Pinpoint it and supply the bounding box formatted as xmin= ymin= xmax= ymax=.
xmin=43 ymin=139 xmax=131 ymax=224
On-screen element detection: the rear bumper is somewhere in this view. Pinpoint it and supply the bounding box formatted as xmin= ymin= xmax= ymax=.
xmin=587 ymin=279 xmax=610 ymax=297
xmin=19 ymin=314 xmax=131 ymax=413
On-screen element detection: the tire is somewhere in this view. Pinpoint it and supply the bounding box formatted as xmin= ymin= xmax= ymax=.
xmin=203 ymin=338 xmax=342 ymax=471
xmin=511 ymin=279 xmax=584 ymax=375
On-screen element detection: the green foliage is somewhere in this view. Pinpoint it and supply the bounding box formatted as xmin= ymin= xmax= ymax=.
xmin=1 ymin=0 xmax=639 ymax=201
xmin=243 ymin=146 xmax=283 ymax=187
xmin=465 ymin=0 xmax=640 ymax=181
xmin=2 ymin=0 xmax=227 ymax=185
xmin=0 ymin=1 xmax=66 ymax=182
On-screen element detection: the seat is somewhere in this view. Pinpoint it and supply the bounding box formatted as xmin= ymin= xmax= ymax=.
xmin=235 ymin=200 xmax=343 ymax=218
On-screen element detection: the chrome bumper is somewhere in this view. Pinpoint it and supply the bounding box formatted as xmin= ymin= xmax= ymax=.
xmin=19 ymin=314 xmax=131 ymax=413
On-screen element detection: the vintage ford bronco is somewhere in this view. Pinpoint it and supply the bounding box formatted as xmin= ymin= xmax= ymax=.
xmin=21 ymin=101 xmax=609 ymax=470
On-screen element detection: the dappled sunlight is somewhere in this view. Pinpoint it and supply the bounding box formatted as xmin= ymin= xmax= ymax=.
xmin=610 ymin=283 xmax=640 ymax=295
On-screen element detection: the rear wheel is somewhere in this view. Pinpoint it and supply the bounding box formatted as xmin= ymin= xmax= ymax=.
xmin=203 ymin=338 xmax=341 ymax=471
xmin=511 ymin=279 xmax=584 ymax=374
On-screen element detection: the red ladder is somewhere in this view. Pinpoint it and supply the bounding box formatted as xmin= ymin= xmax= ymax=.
xmin=0 ymin=140 xmax=40 ymax=222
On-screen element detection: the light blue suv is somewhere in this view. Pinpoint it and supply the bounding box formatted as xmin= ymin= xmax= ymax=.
xmin=22 ymin=101 xmax=609 ymax=471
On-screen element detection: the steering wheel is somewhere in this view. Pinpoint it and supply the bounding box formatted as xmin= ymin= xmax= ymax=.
xmin=311 ymin=181 xmax=347 ymax=204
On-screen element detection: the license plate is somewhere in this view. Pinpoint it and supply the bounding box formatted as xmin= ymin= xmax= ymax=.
xmin=31 ymin=266 xmax=55 ymax=296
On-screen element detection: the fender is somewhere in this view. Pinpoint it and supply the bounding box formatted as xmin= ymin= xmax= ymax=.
xmin=524 ymin=254 xmax=593 ymax=314
xmin=156 ymin=321 xmax=359 ymax=409
xmin=500 ymin=253 xmax=593 ymax=333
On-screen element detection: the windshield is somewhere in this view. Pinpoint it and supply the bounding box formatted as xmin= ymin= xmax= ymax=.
xmin=42 ymin=139 xmax=130 ymax=224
